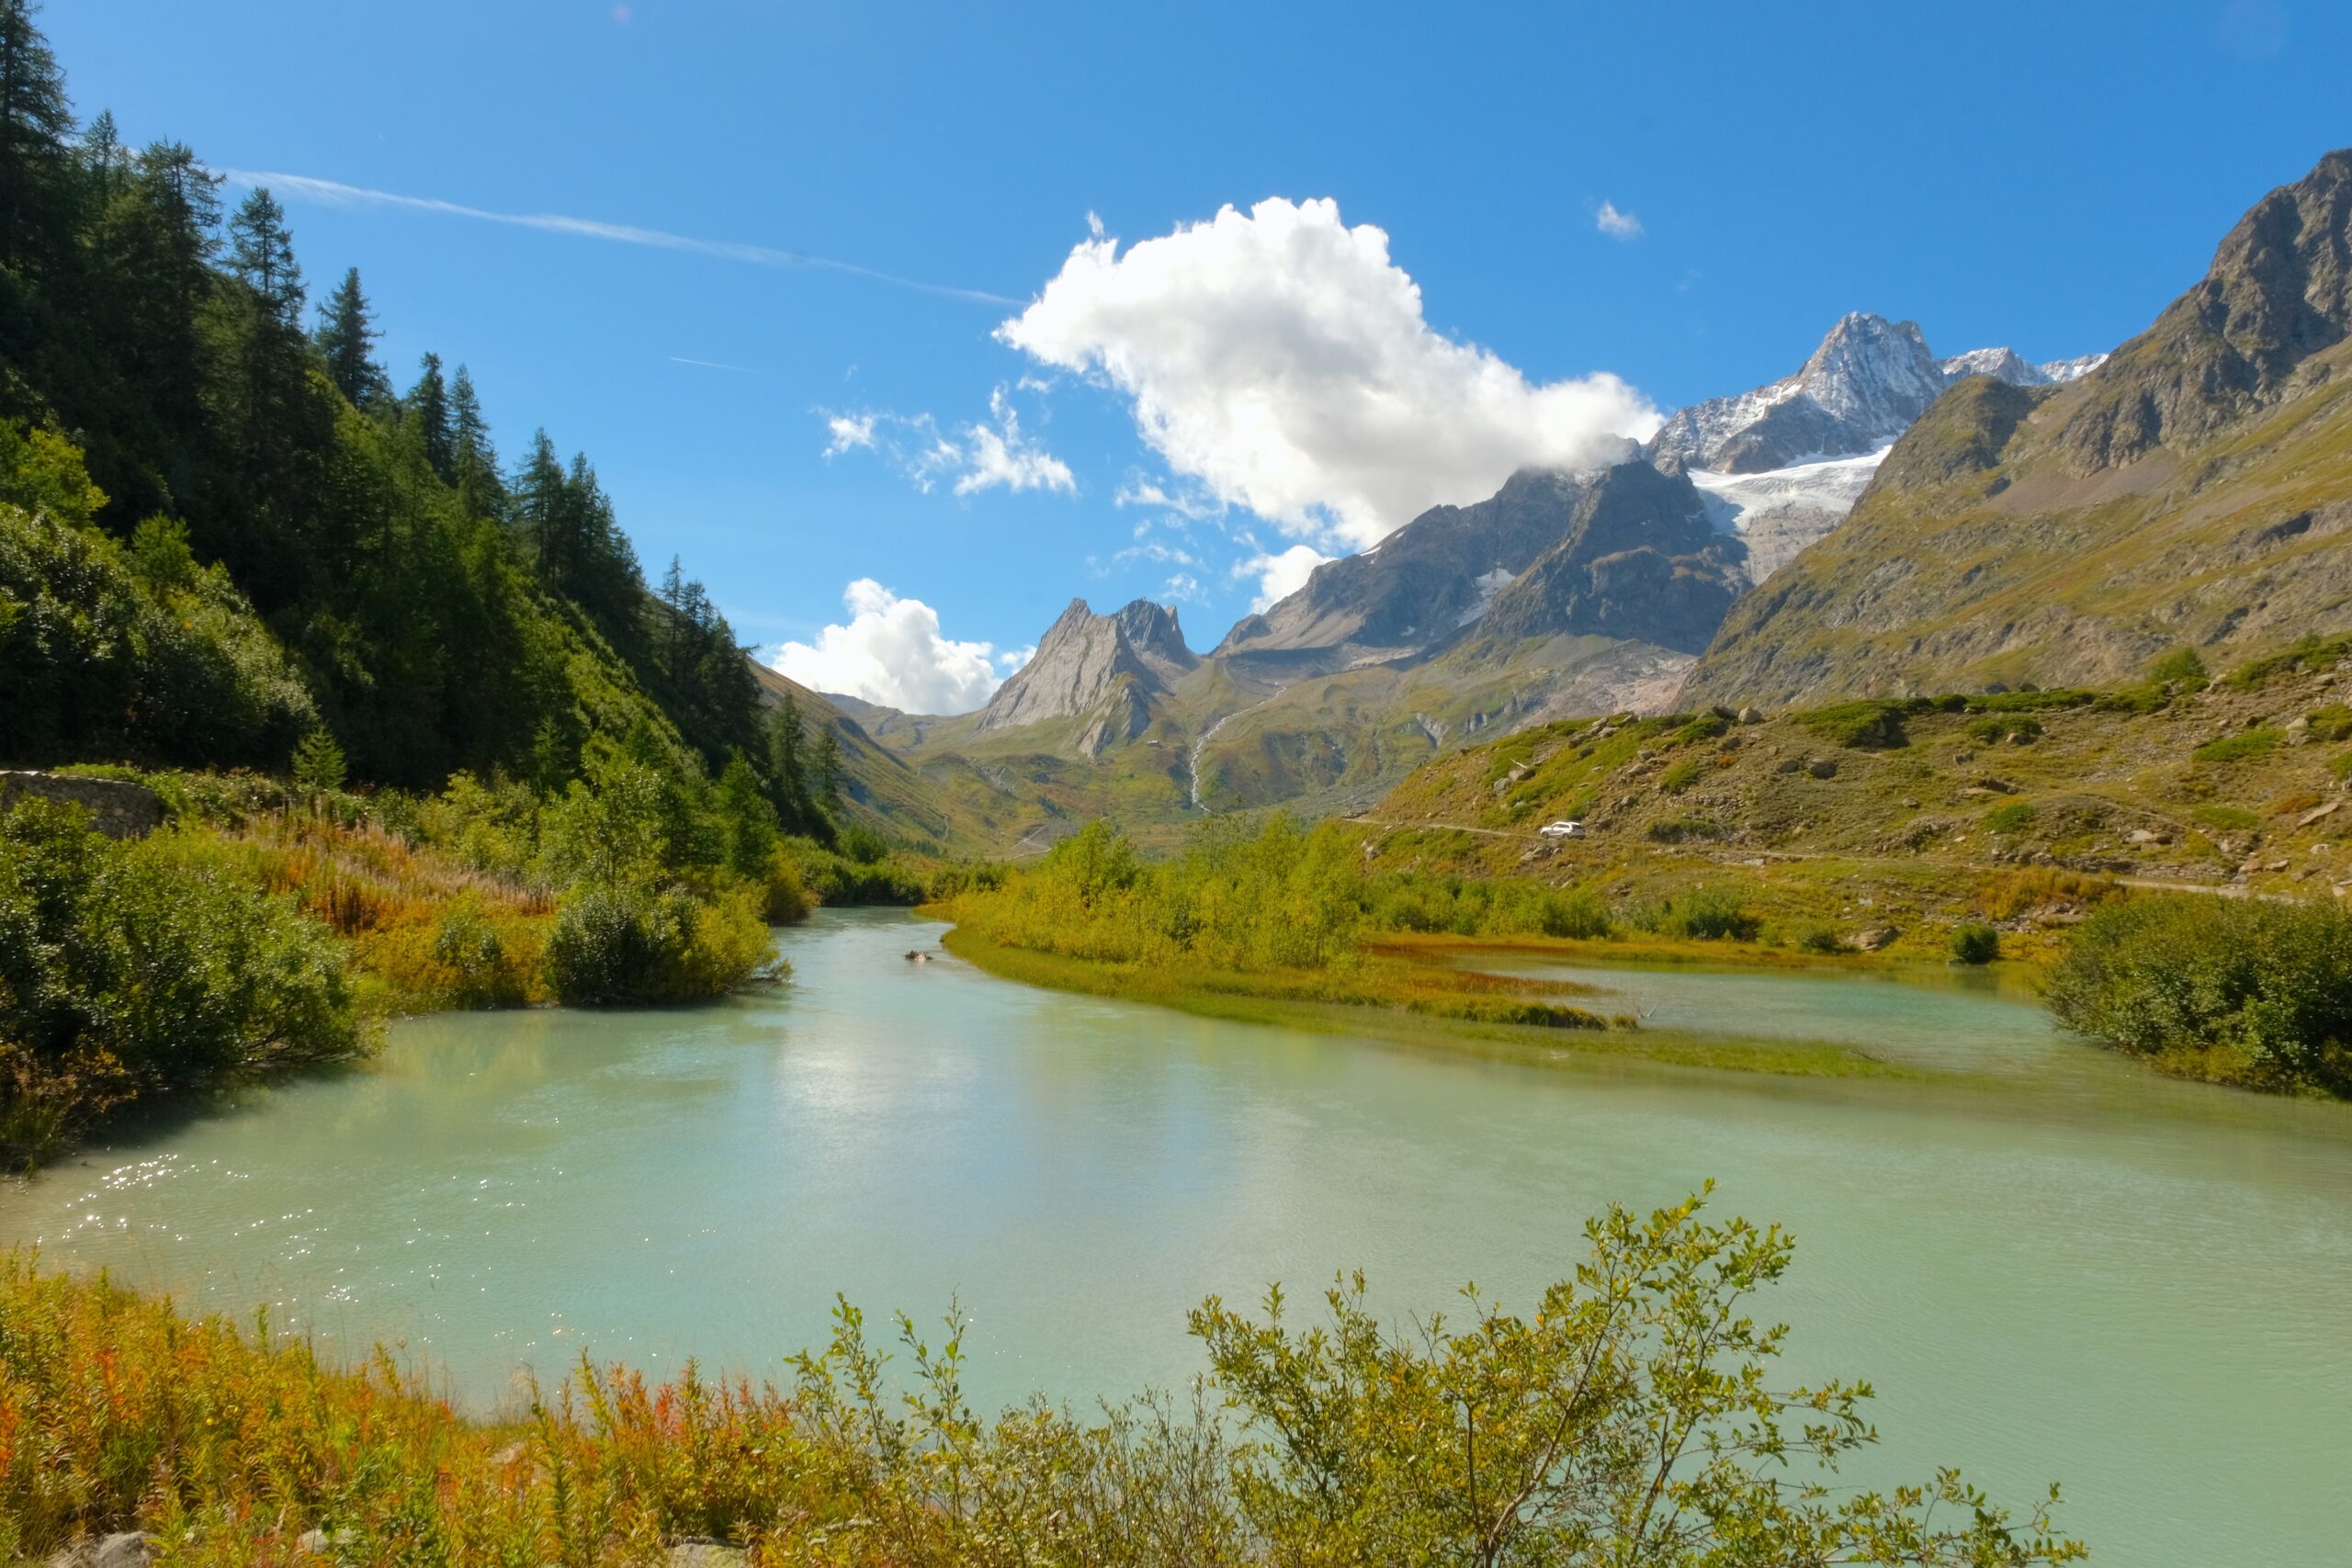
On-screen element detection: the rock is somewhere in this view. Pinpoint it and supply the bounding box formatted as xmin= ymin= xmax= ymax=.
xmin=1900 ymin=796 xmax=1922 ymax=808
xmin=667 ymin=1542 xmax=750 ymax=1566
xmin=1737 ymin=705 xmax=1763 ymax=725
xmin=2126 ymin=828 xmax=2170 ymax=845
xmin=1850 ymin=926 xmax=1900 ymax=952
xmin=2297 ymin=801 xmax=2341 ymax=829
xmin=1774 ymin=758 xmax=1803 ymax=773
xmin=47 ymin=1535 xmax=155 ymax=1568
xmin=297 ymin=1528 xmax=356 ymax=1556
xmin=0 ymin=773 xmax=165 ymax=840
xmin=1805 ymin=758 xmax=1838 ymax=779
xmin=977 ymin=598 xmax=1194 ymax=735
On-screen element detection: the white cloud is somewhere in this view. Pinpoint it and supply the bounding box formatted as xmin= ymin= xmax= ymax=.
xmin=818 ymin=388 xmax=1073 ymax=498
xmin=823 ymin=413 xmax=877 ymax=456
xmin=995 ymin=645 xmax=1035 ymax=672
xmin=1162 ymin=572 xmax=1206 ymax=604
xmin=1233 ymin=544 xmax=1332 ymax=613
xmin=1595 ymin=201 xmax=1644 ymax=241
xmin=996 ymin=197 xmax=1656 ymax=551
xmin=773 ymin=580 xmax=1013 ymax=715
xmin=954 ymin=389 xmax=1076 ymax=496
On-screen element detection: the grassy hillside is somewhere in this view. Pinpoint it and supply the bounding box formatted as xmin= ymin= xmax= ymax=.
xmin=1370 ymin=645 xmax=2352 ymax=957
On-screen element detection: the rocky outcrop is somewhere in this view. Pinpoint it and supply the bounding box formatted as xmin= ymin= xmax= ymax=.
xmin=0 ymin=772 xmax=165 ymax=838
xmin=975 ymin=598 xmax=1196 ymax=732
xmin=1470 ymin=462 xmax=1745 ymax=655
xmin=1215 ymin=464 xmax=1645 ymax=671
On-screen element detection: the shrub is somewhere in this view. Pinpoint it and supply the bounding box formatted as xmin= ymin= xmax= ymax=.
xmin=1797 ymin=699 xmax=1917 ymax=750
xmin=1966 ymin=715 xmax=2042 ymax=745
xmin=1796 ymin=924 xmax=1847 ymax=954
xmin=0 ymin=802 xmax=364 ymax=1156
xmin=1949 ymin=922 xmax=2000 ymax=964
xmin=1645 ymin=817 xmax=1725 ymax=843
xmin=2043 ymin=894 xmax=2352 ymax=1094
xmin=2192 ymin=727 xmax=2283 ymax=763
xmin=1983 ymin=801 xmax=2036 ymax=834
xmin=1656 ymin=888 xmax=1759 ymax=942
xmin=2146 ymin=646 xmax=2211 ymax=688
xmin=837 ymin=822 xmax=892 ymax=865
xmin=544 ymin=883 xmax=773 ymax=1006
xmin=2306 ymin=703 xmax=2352 ymax=743
xmin=2193 ymin=805 xmax=2261 ymax=833
xmin=1658 ymin=757 xmax=1706 ymax=795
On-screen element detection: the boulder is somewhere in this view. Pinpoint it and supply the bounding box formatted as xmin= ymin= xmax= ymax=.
xmin=1850 ymin=926 xmax=1900 ymax=952
xmin=0 ymin=773 xmax=165 ymax=840
xmin=47 ymin=1534 xmax=154 ymax=1568
xmin=1737 ymin=705 xmax=1764 ymax=725
xmin=1805 ymin=758 xmax=1838 ymax=779
xmin=667 ymin=1543 xmax=750 ymax=1567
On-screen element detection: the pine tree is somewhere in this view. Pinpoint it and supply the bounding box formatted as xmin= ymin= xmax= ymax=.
xmin=76 ymin=107 xmax=122 ymax=203
xmin=408 ymin=351 xmax=452 ymax=480
xmin=448 ymin=363 xmax=503 ymax=514
xmin=316 ymin=265 xmax=390 ymax=407
xmin=0 ymin=0 xmax=70 ymax=267
xmin=226 ymin=186 xmax=302 ymax=330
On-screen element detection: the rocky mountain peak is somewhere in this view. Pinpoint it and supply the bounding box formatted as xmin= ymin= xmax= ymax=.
xmin=2056 ymin=146 xmax=2352 ymax=470
xmin=1797 ymin=312 xmax=1948 ymax=423
xmin=974 ymin=596 xmax=1194 ymax=734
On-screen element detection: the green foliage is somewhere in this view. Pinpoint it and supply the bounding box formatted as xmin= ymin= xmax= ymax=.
xmin=837 ymin=821 xmax=891 ymax=865
xmin=2192 ymin=805 xmax=2261 ymax=833
xmin=1950 ymin=922 xmax=2000 ymax=964
xmin=1668 ymin=713 xmax=1729 ymax=746
xmin=2305 ymin=703 xmax=2352 ymax=743
xmin=1796 ymin=924 xmax=1847 ymax=954
xmin=0 ymin=801 xmax=363 ymax=1156
xmin=2147 ymin=645 xmax=2211 ymax=688
xmin=543 ymin=882 xmax=771 ymax=1007
xmin=1645 ymin=816 xmax=1725 ymax=843
xmin=1645 ymin=887 xmax=1759 ymax=942
xmin=1967 ymin=714 xmax=2042 ymax=745
xmin=1657 ymin=755 xmax=1706 ymax=795
xmin=2223 ymin=633 xmax=2352 ymax=693
xmin=2192 ymin=726 xmax=2283 ymax=763
xmin=2044 ymin=894 xmax=2352 ymax=1094
xmin=289 ymin=728 xmax=345 ymax=794
xmin=0 ymin=1189 xmax=2081 ymax=1566
xmin=1982 ymin=800 xmax=2037 ymax=834
xmin=1796 ymin=698 xmax=1918 ymax=749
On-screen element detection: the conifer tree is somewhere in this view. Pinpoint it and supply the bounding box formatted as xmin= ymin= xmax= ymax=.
xmin=0 ymin=0 xmax=69 ymax=267
xmin=409 ymin=351 xmax=453 ymax=480
xmin=448 ymin=363 xmax=503 ymax=514
xmin=315 ymin=265 xmax=390 ymax=407
xmin=226 ymin=186 xmax=302 ymax=331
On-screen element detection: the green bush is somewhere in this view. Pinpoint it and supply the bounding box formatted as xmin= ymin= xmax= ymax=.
xmin=1796 ymin=925 xmax=1846 ymax=954
xmin=1655 ymin=888 xmax=1759 ymax=942
xmin=1797 ymin=699 xmax=1917 ymax=750
xmin=544 ymin=882 xmax=773 ymax=1006
xmin=2146 ymin=646 xmax=2211 ymax=688
xmin=0 ymin=802 xmax=363 ymax=1156
xmin=2043 ymin=894 xmax=2352 ymax=1094
xmin=1983 ymin=801 xmax=2037 ymax=834
xmin=2306 ymin=704 xmax=2352 ymax=743
xmin=1645 ymin=817 xmax=1725 ymax=843
xmin=1966 ymin=715 xmax=2042 ymax=745
xmin=2192 ymin=727 xmax=2283 ymax=763
xmin=1949 ymin=923 xmax=2000 ymax=964
xmin=1657 ymin=756 xmax=1707 ymax=795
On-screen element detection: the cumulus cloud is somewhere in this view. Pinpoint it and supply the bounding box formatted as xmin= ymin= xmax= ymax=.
xmin=818 ymin=389 xmax=1073 ymax=497
xmin=1233 ymin=544 xmax=1332 ymax=613
xmin=1595 ymin=201 xmax=1644 ymax=241
xmin=773 ymin=580 xmax=1015 ymax=714
xmin=996 ymin=197 xmax=1656 ymax=550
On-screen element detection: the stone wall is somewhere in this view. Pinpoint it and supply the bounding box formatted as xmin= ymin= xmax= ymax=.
xmin=0 ymin=772 xmax=166 ymax=839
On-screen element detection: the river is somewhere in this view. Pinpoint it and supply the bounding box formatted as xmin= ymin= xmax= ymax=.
xmin=3 ymin=908 xmax=2347 ymax=1564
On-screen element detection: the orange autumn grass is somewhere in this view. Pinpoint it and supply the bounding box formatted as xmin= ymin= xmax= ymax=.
xmin=160 ymin=813 xmax=556 ymax=1010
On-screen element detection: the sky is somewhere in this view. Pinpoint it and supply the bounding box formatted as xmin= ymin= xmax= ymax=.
xmin=50 ymin=0 xmax=2352 ymax=712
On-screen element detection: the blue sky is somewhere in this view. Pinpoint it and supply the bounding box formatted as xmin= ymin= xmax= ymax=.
xmin=51 ymin=0 xmax=2350 ymax=710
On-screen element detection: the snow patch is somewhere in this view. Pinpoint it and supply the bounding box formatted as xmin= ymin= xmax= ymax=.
xmin=1455 ymin=566 xmax=1518 ymax=626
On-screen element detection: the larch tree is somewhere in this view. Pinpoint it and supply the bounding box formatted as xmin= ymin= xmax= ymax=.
xmin=409 ymin=351 xmax=453 ymax=481
xmin=316 ymin=265 xmax=390 ymax=408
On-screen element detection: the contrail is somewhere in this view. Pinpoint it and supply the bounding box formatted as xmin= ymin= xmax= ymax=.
xmin=225 ymin=170 xmax=1022 ymax=307
xmin=669 ymin=355 xmax=759 ymax=374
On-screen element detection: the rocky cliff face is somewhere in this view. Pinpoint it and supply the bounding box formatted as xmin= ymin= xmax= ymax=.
xmin=975 ymin=597 xmax=1197 ymax=733
xmin=1213 ymin=459 xmax=1645 ymax=672
xmin=1679 ymin=149 xmax=2352 ymax=709
xmin=1470 ymin=462 xmax=1745 ymax=655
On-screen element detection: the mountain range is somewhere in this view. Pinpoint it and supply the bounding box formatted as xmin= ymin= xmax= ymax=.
xmin=790 ymin=149 xmax=2352 ymax=853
